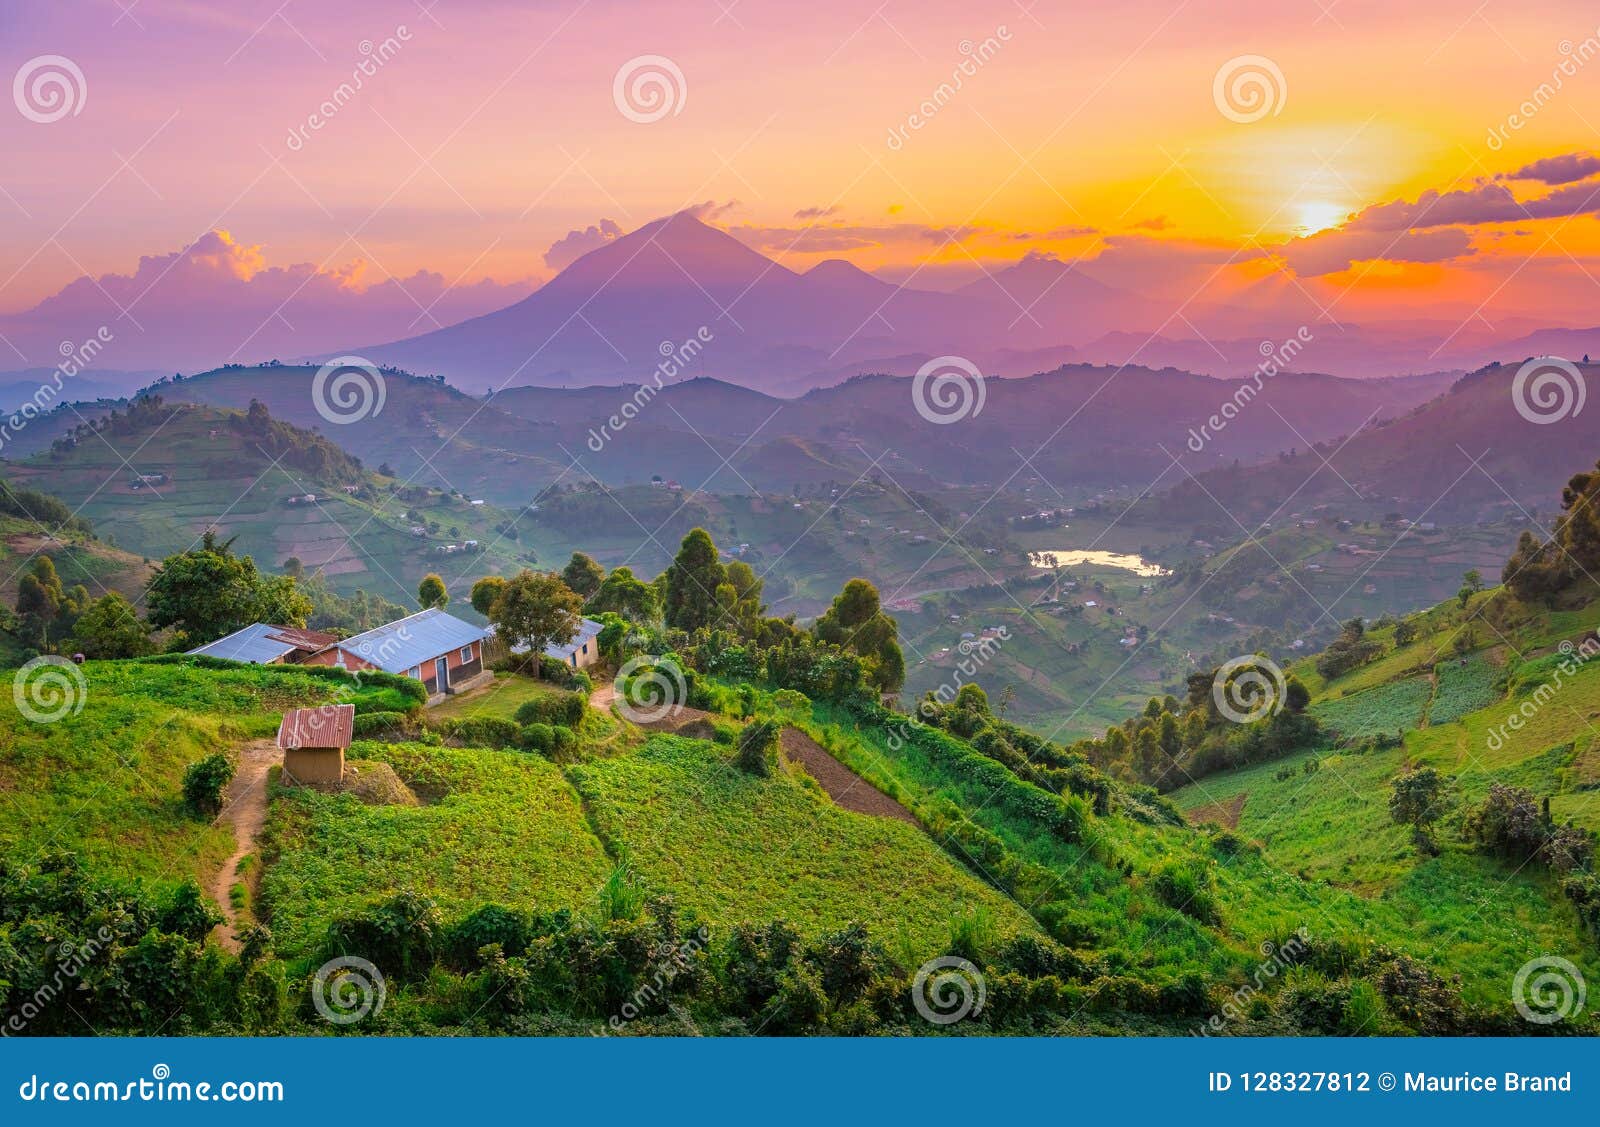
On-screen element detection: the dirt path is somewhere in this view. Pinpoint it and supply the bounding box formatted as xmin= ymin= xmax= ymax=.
xmin=1187 ymin=791 xmax=1247 ymax=830
xmin=588 ymin=681 xmax=616 ymax=711
xmin=778 ymin=727 xmax=918 ymax=824
xmin=208 ymin=738 xmax=278 ymax=953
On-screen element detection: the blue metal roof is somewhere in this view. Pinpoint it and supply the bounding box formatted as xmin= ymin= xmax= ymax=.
xmin=333 ymin=608 xmax=487 ymax=674
xmin=544 ymin=616 xmax=604 ymax=659
xmin=188 ymin=623 xmax=300 ymax=664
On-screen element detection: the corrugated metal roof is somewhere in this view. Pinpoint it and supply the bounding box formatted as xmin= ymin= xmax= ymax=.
xmin=487 ymin=616 xmax=604 ymax=658
xmin=277 ymin=704 xmax=354 ymax=750
xmin=332 ymin=608 xmax=487 ymax=674
xmin=188 ymin=623 xmax=300 ymax=664
xmin=545 ymin=616 xmax=604 ymax=659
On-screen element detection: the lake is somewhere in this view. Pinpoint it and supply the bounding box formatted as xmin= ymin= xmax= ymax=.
xmin=1028 ymin=549 xmax=1169 ymax=577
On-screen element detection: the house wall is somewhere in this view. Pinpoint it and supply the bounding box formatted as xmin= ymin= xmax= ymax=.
xmin=282 ymin=746 xmax=345 ymax=785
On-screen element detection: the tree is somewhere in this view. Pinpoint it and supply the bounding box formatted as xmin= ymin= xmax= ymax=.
xmin=281 ymin=556 xmax=304 ymax=579
xmin=1389 ymin=768 xmax=1454 ymax=852
xmin=488 ymin=570 xmax=582 ymax=677
xmin=16 ymin=557 xmax=64 ymax=647
xmin=146 ymin=531 xmax=310 ymax=645
xmin=663 ymin=528 xmax=726 ymax=632
xmin=586 ymin=565 xmax=657 ymax=623
xmin=470 ymin=575 xmax=507 ymax=616
xmin=560 ymin=552 xmax=606 ymax=599
xmin=1284 ymin=676 xmax=1311 ymax=713
xmin=1457 ymin=568 xmax=1483 ymax=608
xmin=1393 ymin=619 xmax=1418 ymax=646
xmin=68 ymin=593 xmax=154 ymax=658
xmin=418 ymin=573 xmax=449 ymax=609
xmin=813 ymin=578 xmax=906 ymax=693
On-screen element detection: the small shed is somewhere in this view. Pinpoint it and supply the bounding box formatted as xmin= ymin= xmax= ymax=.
xmin=277 ymin=704 xmax=354 ymax=786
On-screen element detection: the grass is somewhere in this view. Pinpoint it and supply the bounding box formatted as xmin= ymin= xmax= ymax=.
xmin=257 ymin=741 xmax=614 ymax=959
xmin=0 ymin=660 xmax=307 ymax=890
xmin=428 ymin=672 xmax=568 ymax=723
xmin=566 ymin=733 xmax=1038 ymax=959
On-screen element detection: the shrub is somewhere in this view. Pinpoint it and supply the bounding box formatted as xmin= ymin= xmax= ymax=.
xmin=514 ymin=692 xmax=587 ymax=728
xmin=182 ymin=752 xmax=235 ymax=817
xmin=519 ymin=723 xmax=578 ymax=758
xmin=352 ymin=711 xmax=410 ymax=738
xmin=1149 ymin=859 xmax=1221 ymax=926
xmin=735 ymin=718 xmax=782 ymax=776
xmin=437 ymin=716 xmax=521 ymax=748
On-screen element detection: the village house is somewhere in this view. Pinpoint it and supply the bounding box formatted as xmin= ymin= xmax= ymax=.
xmin=488 ymin=616 xmax=604 ymax=671
xmin=277 ymin=704 xmax=353 ymax=786
xmin=302 ymin=608 xmax=492 ymax=700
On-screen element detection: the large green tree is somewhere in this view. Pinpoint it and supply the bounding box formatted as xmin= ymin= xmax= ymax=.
xmin=68 ymin=592 xmax=155 ymax=658
xmin=813 ymin=578 xmax=906 ymax=693
xmin=585 ymin=565 xmax=657 ymax=623
xmin=488 ymin=570 xmax=583 ymax=677
xmin=145 ymin=531 xmax=311 ymax=645
xmin=663 ymin=528 xmax=727 ymax=632
xmin=560 ymin=552 xmax=606 ymax=599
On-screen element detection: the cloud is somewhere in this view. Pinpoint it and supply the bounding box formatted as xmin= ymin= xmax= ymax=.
xmin=543 ymin=219 xmax=622 ymax=270
xmin=1499 ymin=152 xmax=1600 ymax=186
xmin=3 ymin=228 xmax=533 ymax=370
xmin=1131 ymin=215 xmax=1172 ymax=231
xmin=1276 ymin=225 xmax=1474 ymax=276
xmin=685 ymin=199 xmax=739 ymax=223
xmin=1273 ymin=165 xmax=1600 ymax=275
xmin=1043 ymin=225 xmax=1099 ymax=238
xmin=794 ymin=204 xmax=841 ymax=220
xmin=724 ymin=221 xmax=984 ymax=256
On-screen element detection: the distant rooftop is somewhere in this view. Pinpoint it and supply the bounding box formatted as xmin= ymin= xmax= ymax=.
xmin=187 ymin=623 xmax=336 ymax=664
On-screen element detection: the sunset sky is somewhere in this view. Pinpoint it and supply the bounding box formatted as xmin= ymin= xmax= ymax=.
xmin=4 ymin=0 xmax=1600 ymax=331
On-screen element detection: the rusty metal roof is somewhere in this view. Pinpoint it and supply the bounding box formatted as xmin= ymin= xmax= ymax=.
xmin=276 ymin=704 xmax=355 ymax=750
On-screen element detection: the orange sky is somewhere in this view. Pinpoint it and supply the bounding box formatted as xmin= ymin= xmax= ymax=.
xmin=3 ymin=0 xmax=1600 ymax=327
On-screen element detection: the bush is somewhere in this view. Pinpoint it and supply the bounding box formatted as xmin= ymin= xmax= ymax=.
xmin=519 ymin=723 xmax=578 ymax=758
xmin=514 ymin=692 xmax=587 ymax=728
xmin=182 ymin=752 xmax=235 ymax=817
xmin=437 ymin=716 xmax=521 ymax=748
xmin=352 ymin=711 xmax=410 ymax=738
xmin=736 ymin=718 xmax=782 ymax=777
xmin=1149 ymin=859 xmax=1221 ymax=926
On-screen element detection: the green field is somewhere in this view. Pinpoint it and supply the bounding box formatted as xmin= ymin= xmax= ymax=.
xmin=258 ymin=741 xmax=615 ymax=958
xmin=567 ymin=734 xmax=1038 ymax=959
